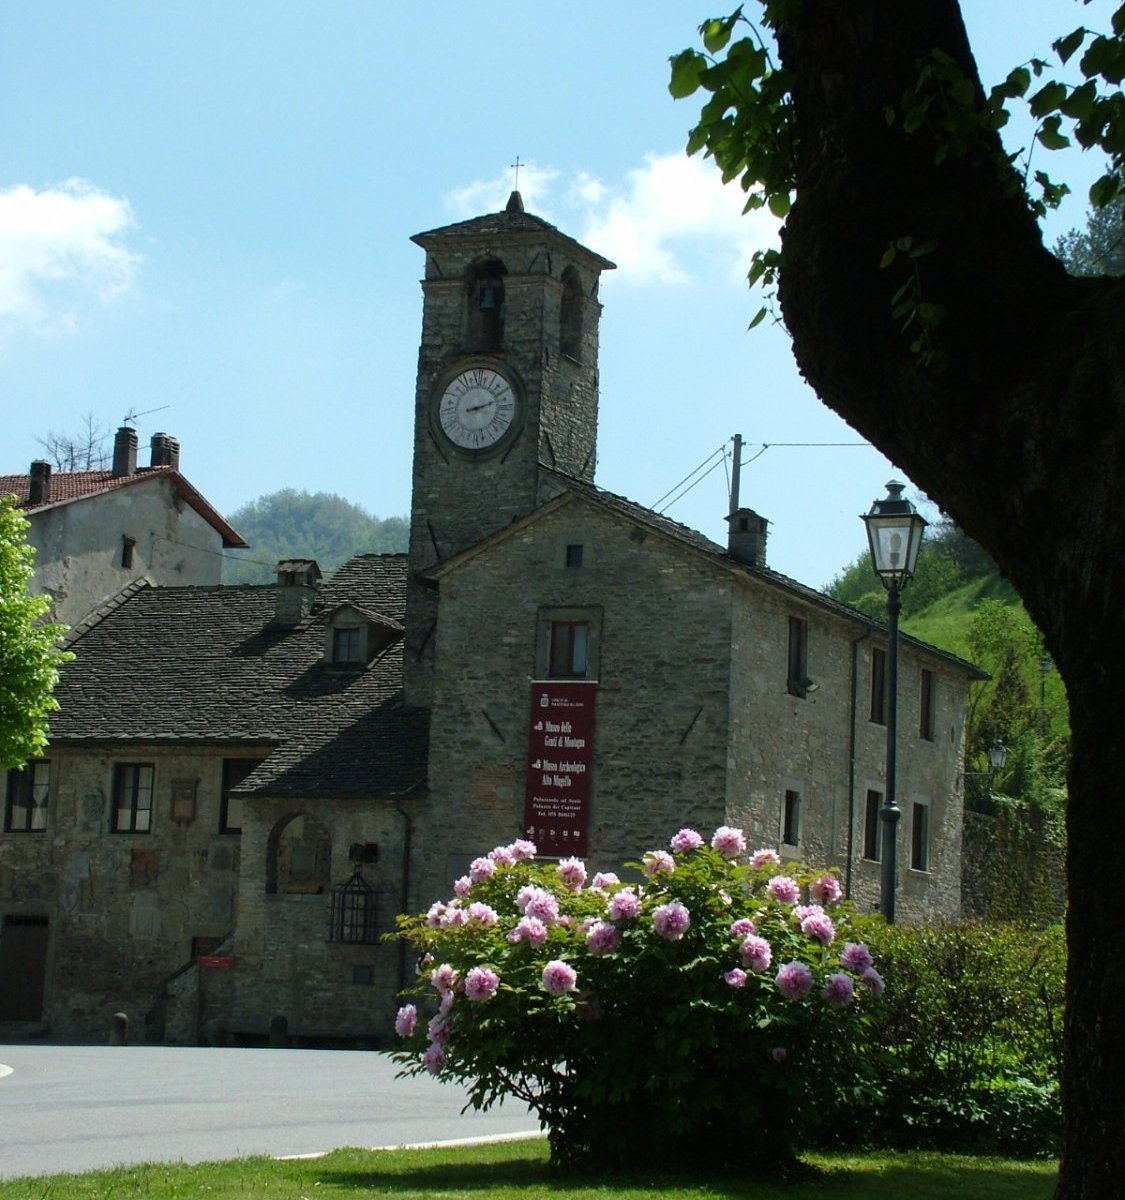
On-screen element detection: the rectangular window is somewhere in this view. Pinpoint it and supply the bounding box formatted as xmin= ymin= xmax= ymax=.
xmin=4 ymin=761 xmax=50 ymax=832
xmin=121 ymin=536 xmax=137 ymax=569
xmin=220 ymin=758 xmax=265 ymax=835
xmin=565 ymin=543 xmax=584 ymax=569
xmin=787 ymin=616 xmax=808 ymax=697
xmin=920 ymin=669 xmax=935 ymax=740
xmin=863 ymin=789 xmax=882 ymax=861
xmin=333 ymin=626 xmax=361 ymax=663
xmin=870 ymin=647 xmax=887 ymax=724
xmin=549 ymin=620 xmax=589 ymax=678
xmin=911 ymin=801 xmax=930 ymax=871
xmin=782 ymin=789 xmax=801 ymax=846
xmin=112 ymin=764 xmax=154 ymax=833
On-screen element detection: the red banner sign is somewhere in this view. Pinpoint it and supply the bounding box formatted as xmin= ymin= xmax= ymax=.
xmin=198 ymin=954 xmax=236 ymax=969
xmin=523 ymin=680 xmax=596 ymax=857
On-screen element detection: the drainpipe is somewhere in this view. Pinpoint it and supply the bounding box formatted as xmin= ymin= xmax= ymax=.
xmin=394 ymin=797 xmax=415 ymax=998
xmin=846 ymin=628 xmax=871 ymax=899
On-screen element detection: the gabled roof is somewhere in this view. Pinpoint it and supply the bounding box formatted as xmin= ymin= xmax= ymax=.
xmin=412 ymin=192 xmax=616 ymax=272
xmin=0 ymin=466 xmax=247 ymax=548
xmin=49 ymin=553 xmax=428 ymax=799
xmin=428 ymin=468 xmax=988 ymax=681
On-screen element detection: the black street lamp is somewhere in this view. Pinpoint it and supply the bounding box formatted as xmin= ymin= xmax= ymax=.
xmin=862 ymin=480 xmax=927 ymax=923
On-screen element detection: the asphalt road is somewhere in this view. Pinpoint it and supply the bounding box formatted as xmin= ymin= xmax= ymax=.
xmin=0 ymin=1043 xmax=539 ymax=1180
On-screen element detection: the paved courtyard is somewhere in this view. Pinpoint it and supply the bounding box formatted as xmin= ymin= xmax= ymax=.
xmin=0 ymin=1043 xmax=537 ymax=1179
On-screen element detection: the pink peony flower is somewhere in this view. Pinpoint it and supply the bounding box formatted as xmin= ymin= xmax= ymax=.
xmin=394 ymin=1004 xmax=417 ymax=1038
xmin=841 ymin=941 xmax=874 ymax=972
xmin=775 ymin=960 xmax=814 ymax=1000
xmin=740 ymin=934 xmax=773 ymax=972
xmin=541 ymin=959 xmax=578 ymax=995
xmin=711 ymin=826 xmax=747 ymax=859
xmin=767 ymin=875 xmax=801 ymax=904
xmin=422 ymin=1042 xmax=445 ymax=1075
xmin=861 ymin=966 xmax=885 ymax=997
xmin=510 ymin=838 xmax=537 ymax=861
xmin=445 ymin=905 xmax=468 ymax=926
xmin=506 ymin=915 xmax=548 ymax=947
xmin=452 ymin=875 xmax=472 ymax=899
xmin=487 ymin=844 xmax=515 ymax=866
xmin=427 ymin=1012 xmax=451 ymax=1043
xmin=670 ymin=827 xmax=704 ymax=853
xmin=771 ymin=1046 xmax=788 ymax=1063
xmin=591 ymin=871 xmax=620 ymax=890
xmin=608 ymin=888 xmax=641 ymax=921
xmin=430 ymin=962 xmax=458 ymax=994
xmin=724 ymin=967 xmax=748 ymax=988
xmin=585 ymin=920 xmax=620 ymax=956
xmin=801 ymin=912 xmax=836 ymax=946
xmin=438 ymin=989 xmax=454 ymax=1015
xmin=793 ymin=904 xmax=824 ymax=922
xmin=467 ymin=901 xmax=499 ymax=925
xmin=822 ymin=972 xmax=855 ymax=1008
xmin=469 ymin=856 xmax=496 ymax=882
xmin=653 ymin=900 xmax=691 ymax=941
xmin=517 ymin=885 xmax=560 ymax=924
xmin=643 ymin=850 xmax=675 ymax=875
xmin=557 ymin=856 xmax=588 ymax=891
xmin=730 ymin=917 xmax=757 ymax=938
xmin=810 ymin=872 xmax=843 ymax=905
xmin=425 ymin=901 xmax=446 ymax=928
xmin=751 ymin=848 xmax=781 ymax=870
xmin=463 ymin=965 xmax=500 ymax=1002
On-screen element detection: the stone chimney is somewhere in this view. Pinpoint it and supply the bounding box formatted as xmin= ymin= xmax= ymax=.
xmin=28 ymin=460 xmax=52 ymax=504
xmin=111 ymin=426 xmax=138 ymax=478
xmin=150 ymin=432 xmax=181 ymax=470
xmin=726 ymin=507 xmax=769 ymax=569
xmin=273 ymin=559 xmax=322 ymax=627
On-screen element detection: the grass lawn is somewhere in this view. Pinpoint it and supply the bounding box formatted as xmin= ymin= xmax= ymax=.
xmin=0 ymin=1137 xmax=1059 ymax=1199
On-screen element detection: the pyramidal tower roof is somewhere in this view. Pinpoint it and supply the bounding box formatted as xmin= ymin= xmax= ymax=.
xmin=412 ymin=191 xmax=615 ymax=271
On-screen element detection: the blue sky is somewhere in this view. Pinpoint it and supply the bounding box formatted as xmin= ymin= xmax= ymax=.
xmin=0 ymin=1 xmax=1111 ymax=589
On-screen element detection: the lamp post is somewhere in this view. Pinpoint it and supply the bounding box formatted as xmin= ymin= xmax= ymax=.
xmin=861 ymin=480 xmax=927 ymax=922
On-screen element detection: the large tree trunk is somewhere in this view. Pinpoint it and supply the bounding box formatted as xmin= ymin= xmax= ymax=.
xmin=772 ymin=3 xmax=1125 ymax=1196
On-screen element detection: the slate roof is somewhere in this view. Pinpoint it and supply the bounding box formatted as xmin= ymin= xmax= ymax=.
xmin=434 ymin=468 xmax=989 ymax=681
xmin=49 ymin=553 xmax=428 ymax=799
xmin=0 ymin=466 xmax=247 ymax=548
xmin=412 ymin=192 xmax=616 ymax=271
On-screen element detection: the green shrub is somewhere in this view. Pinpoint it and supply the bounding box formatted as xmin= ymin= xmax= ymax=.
xmin=823 ymin=921 xmax=1064 ymax=1157
xmin=392 ymin=829 xmax=886 ymax=1170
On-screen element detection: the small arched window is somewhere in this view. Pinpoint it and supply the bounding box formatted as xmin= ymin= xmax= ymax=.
xmin=560 ymin=267 xmax=584 ymax=361
xmin=467 ymin=258 xmax=506 ymax=350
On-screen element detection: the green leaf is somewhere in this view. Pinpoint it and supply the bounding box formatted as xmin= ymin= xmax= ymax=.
xmin=767 ymin=190 xmax=791 ymax=217
xmin=1061 ymin=79 xmax=1098 ymax=120
xmin=701 ymin=17 xmax=733 ymax=54
xmin=1028 ymin=80 xmax=1067 ymax=118
xmin=1036 ymin=116 xmax=1071 ymax=150
xmin=1090 ymin=172 xmax=1122 ymax=207
xmin=1053 ymin=27 xmax=1086 ymax=65
xmin=878 ymin=246 xmax=897 ymax=269
xmin=668 ymin=50 xmax=706 ymax=99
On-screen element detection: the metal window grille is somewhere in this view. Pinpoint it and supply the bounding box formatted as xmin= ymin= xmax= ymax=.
xmin=329 ymin=868 xmax=378 ymax=944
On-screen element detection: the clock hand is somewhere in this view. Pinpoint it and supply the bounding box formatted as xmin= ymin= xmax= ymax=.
xmin=465 ymin=400 xmax=496 ymax=414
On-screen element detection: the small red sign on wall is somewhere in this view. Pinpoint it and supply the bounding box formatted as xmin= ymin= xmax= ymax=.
xmin=523 ymin=680 xmax=596 ymax=857
xmin=198 ymin=954 xmax=236 ymax=969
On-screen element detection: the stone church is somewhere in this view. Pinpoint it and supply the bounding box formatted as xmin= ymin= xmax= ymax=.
xmin=0 ymin=194 xmax=982 ymax=1044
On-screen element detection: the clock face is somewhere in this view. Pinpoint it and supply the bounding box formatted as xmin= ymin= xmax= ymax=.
xmin=437 ymin=368 xmax=518 ymax=452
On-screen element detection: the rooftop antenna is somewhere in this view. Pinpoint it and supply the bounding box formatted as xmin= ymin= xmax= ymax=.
xmin=121 ymin=404 xmax=171 ymax=427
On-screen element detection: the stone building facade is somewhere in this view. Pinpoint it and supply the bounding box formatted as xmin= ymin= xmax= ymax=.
xmin=0 ymin=193 xmax=982 ymax=1043
xmin=0 ymin=429 xmax=246 ymax=628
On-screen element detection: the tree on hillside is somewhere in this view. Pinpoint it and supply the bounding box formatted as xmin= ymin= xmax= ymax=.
xmin=0 ymin=496 xmax=71 ymax=770
xmin=222 ymin=488 xmax=408 ymax=584
xmin=673 ymin=4 xmax=1124 ymax=1194
xmin=1056 ymin=198 xmax=1125 ymax=275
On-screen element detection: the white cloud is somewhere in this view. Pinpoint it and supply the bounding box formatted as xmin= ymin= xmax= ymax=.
xmin=446 ymin=154 xmax=778 ymax=289
xmin=0 ymin=178 xmax=140 ymax=340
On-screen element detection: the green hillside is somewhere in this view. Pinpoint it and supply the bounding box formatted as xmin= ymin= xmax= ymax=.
xmin=828 ymin=525 xmax=1069 ymax=822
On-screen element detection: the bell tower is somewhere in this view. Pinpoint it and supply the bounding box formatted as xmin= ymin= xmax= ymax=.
xmin=403 ymin=192 xmax=615 ymax=706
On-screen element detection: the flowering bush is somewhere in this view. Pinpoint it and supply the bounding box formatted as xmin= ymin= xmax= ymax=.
xmin=392 ymin=827 xmax=884 ymax=1169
